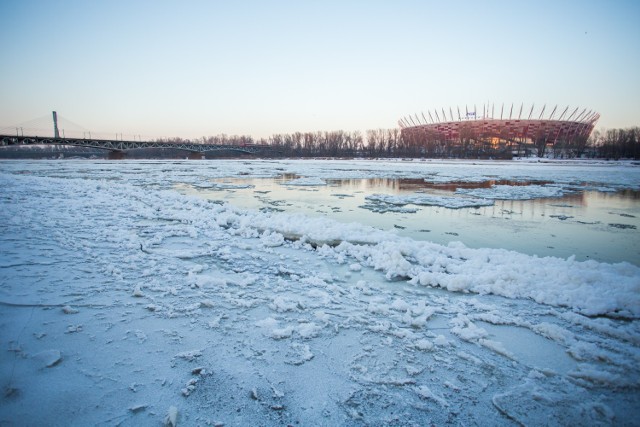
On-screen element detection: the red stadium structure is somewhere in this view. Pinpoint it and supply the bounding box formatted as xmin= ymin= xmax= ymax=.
xmin=399 ymin=104 xmax=599 ymax=158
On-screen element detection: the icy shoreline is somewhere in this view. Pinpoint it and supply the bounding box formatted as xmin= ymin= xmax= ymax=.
xmin=1 ymin=161 xmax=639 ymax=426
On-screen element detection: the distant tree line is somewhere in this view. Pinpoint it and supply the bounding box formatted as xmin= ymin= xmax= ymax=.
xmin=154 ymin=134 xmax=255 ymax=146
xmin=153 ymin=126 xmax=640 ymax=160
xmin=588 ymin=127 xmax=640 ymax=159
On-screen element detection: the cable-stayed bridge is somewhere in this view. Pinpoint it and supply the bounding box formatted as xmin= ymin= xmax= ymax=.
xmin=0 ymin=112 xmax=269 ymax=154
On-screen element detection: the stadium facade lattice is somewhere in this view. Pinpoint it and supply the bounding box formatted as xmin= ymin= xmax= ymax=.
xmin=399 ymin=104 xmax=599 ymax=157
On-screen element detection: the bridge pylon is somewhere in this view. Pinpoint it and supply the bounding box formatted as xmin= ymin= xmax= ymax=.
xmin=52 ymin=111 xmax=60 ymax=138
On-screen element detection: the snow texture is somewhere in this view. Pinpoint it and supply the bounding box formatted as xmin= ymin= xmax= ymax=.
xmin=0 ymin=159 xmax=639 ymax=426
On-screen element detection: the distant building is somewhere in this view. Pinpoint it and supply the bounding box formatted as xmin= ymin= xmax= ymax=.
xmin=399 ymin=104 xmax=599 ymax=157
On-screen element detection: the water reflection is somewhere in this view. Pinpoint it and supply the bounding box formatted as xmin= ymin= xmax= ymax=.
xmin=421 ymin=179 xmax=554 ymax=191
xmin=181 ymin=177 xmax=639 ymax=266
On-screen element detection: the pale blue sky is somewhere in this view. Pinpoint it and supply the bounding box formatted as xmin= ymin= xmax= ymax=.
xmin=1 ymin=0 xmax=638 ymax=139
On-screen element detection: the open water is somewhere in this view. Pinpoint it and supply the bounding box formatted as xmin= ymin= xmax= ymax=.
xmin=180 ymin=175 xmax=640 ymax=266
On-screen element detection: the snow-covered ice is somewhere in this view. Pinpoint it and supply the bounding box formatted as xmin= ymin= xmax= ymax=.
xmin=456 ymin=184 xmax=569 ymax=200
xmin=365 ymin=193 xmax=494 ymax=209
xmin=282 ymin=177 xmax=327 ymax=186
xmin=0 ymin=159 xmax=639 ymax=426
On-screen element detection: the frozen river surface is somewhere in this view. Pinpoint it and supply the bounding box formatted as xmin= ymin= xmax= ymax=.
xmin=183 ymin=165 xmax=640 ymax=266
xmin=1 ymin=159 xmax=639 ymax=426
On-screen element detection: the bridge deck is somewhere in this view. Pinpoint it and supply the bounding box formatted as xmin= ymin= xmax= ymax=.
xmin=0 ymin=134 xmax=269 ymax=154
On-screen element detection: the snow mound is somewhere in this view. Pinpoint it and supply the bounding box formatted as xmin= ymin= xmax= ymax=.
xmin=260 ymin=222 xmax=639 ymax=320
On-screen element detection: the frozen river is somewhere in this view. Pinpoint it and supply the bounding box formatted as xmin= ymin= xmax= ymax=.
xmin=182 ymin=173 xmax=640 ymax=266
xmin=1 ymin=159 xmax=639 ymax=426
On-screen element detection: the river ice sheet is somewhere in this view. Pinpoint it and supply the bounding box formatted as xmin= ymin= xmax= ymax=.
xmin=1 ymin=159 xmax=639 ymax=426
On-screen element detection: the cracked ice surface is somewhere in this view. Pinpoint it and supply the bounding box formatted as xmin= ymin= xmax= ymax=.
xmin=0 ymin=160 xmax=639 ymax=426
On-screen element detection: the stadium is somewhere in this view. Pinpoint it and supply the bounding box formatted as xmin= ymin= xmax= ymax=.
xmin=399 ymin=104 xmax=600 ymax=158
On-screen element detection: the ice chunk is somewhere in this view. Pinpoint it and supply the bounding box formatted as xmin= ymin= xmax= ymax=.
xmin=366 ymin=193 xmax=493 ymax=209
xmin=199 ymin=299 xmax=215 ymax=308
xmin=451 ymin=316 xmax=488 ymax=342
xmin=270 ymin=296 xmax=299 ymax=312
xmin=390 ymin=298 xmax=410 ymax=312
xmin=129 ymin=404 xmax=147 ymax=413
xmin=164 ymin=406 xmax=178 ymax=427
xmin=456 ymin=184 xmax=567 ymax=200
xmin=414 ymin=339 xmax=434 ymax=351
xmin=296 ymin=322 xmax=321 ymax=338
xmin=282 ymin=177 xmax=327 ymax=186
xmin=349 ymin=263 xmax=362 ymax=272
xmin=61 ymin=305 xmax=79 ymax=314
xmin=32 ymin=349 xmax=62 ymax=368
xmin=286 ymin=343 xmax=314 ymax=365
xmin=256 ymin=317 xmax=293 ymax=339
xmin=260 ymin=230 xmax=285 ymax=247
xmin=175 ymin=350 xmax=203 ymax=361
xmin=413 ymin=385 xmax=448 ymax=407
